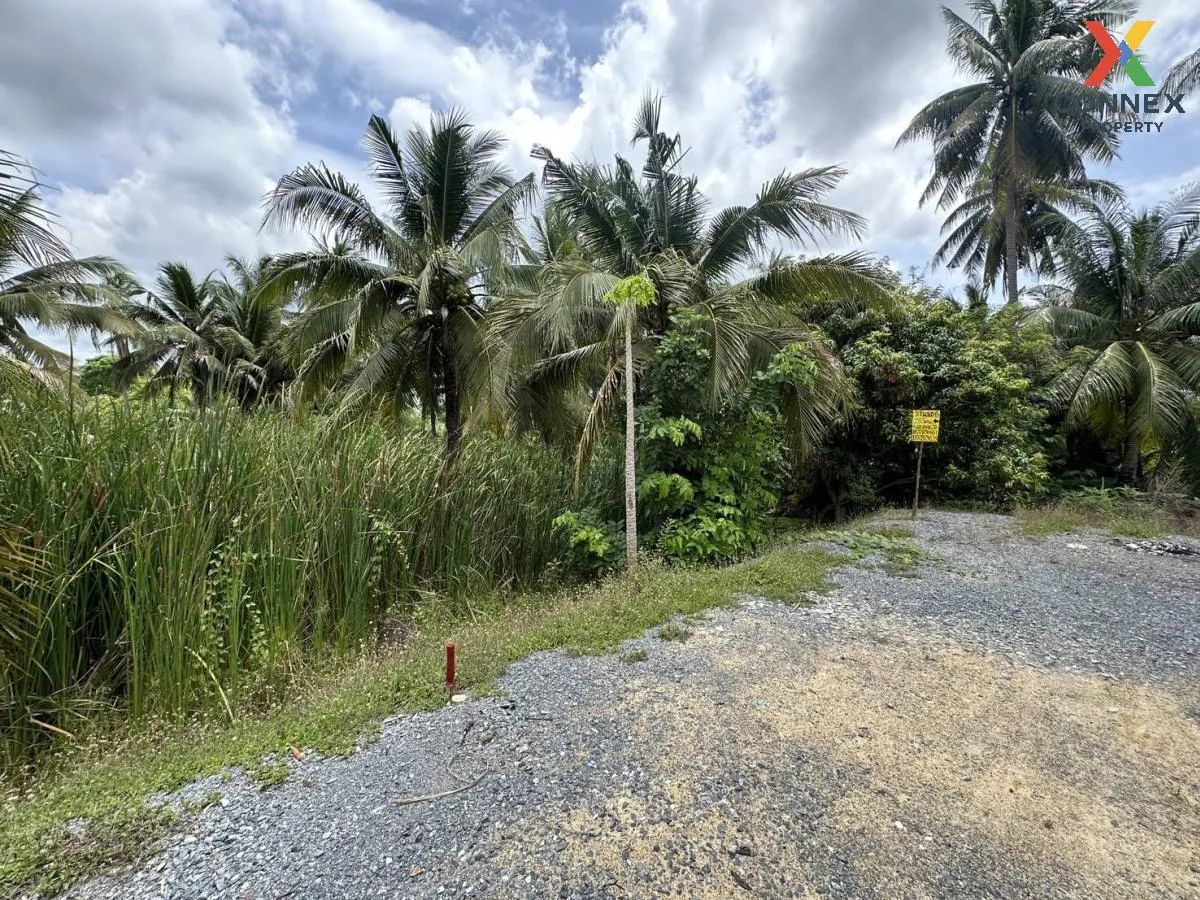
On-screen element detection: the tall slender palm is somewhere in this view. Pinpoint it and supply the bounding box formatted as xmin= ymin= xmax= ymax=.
xmin=1025 ymin=187 xmax=1200 ymax=481
xmin=898 ymin=0 xmax=1135 ymax=305
xmin=0 ymin=151 xmax=126 ymax=389
xmin=261 ymin=112 xmax=534 ymax=456
xmin=487 ymin=95 xmax=889 ymax=485
xmin=605 ymin=274 xmax=654 ymax=567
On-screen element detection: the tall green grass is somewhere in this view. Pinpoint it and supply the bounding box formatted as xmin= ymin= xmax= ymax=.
xmin=1 ymin=397 xmax=609 ymax=766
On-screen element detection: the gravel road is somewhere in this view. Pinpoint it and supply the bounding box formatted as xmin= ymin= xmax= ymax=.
xmin=61 ymin=512 xmax=1200 ymax=899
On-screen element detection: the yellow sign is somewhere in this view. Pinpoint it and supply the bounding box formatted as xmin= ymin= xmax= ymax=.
xmin=911 ymin=409 xmax=941 ymax=443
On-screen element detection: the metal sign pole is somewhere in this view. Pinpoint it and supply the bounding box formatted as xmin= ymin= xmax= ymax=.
xmin=912 ymin=441 xmax=924 ymax=520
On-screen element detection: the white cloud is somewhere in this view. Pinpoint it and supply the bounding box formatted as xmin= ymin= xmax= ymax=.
xmin=0 ymin=0 xmax=303 ymax=286
xmin=3 ymin=0 xmax=1200 ymax=320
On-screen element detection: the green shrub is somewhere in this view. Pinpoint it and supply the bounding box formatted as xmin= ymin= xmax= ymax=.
xmin=793 ymin=284 xmax=1055 ymax=519
xmin=552 ymin=508 xmax=625 ymax=579
xmin=635 ymin=312 xmax=785 ymax=563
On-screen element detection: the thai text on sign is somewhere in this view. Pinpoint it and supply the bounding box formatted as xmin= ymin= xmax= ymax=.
xmin=911 ymin=409 xmax=940 ymax=443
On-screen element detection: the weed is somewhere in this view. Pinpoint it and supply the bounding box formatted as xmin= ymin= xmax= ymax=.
xmin=1017 ymin=488 xmax=1174 ymax=539
xmin=180 ymin=790 xmax=222 ymax=814
xmin=246 ymin=762 xmax=289 ymax=790
xmin=815 ymin=527 xmax=932 ymax=575
xmin=657 ymin=623 xmax=693 ymax=642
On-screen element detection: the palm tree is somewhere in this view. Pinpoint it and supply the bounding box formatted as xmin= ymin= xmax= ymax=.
xmin=101 ymin=270 xmax=145 ymax=359
xmin=0 ymin=151 xmax=126 ymax=390
xmin=474 ymin=202 xmax=593 ymax=442
xmin=114 ymin=262 xmax=228 ymax=405
xmin=261 ymin=111 xmax=534 ymax=456
xmin=898 ymin=0 xmax=1136 ymax=305
xmin=1163 ymin=47 xmax=1200 ymax=97
xmin=934 ymin=174 xmax=1122 ymax=289
xmin=1025 ymin=187 xmax=1200 ymax=481
xmin=210 ymin=255 xmax=294 ymax=409
xmin=488 ymin=94 xmax=889 ymax=486
xmin=963 ymin=276 xmax=990 ymax=312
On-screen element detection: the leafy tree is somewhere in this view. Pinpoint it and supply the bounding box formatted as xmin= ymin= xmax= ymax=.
xmin=78 ymin=354 xmax=119 ymax=396
xmin=898 ymin=0 xmax=1134 ymax=304
xmin=795 ymin=280 xmax=1054 ymax=520
xmin=262 ymin=112 xmax=533 ymax=456
xmin=638 ymin=311 xmax=788 ymax=561
xmin=489 ymin=94 xmax=887 ymax=484
xmin=0 ymin=151 xmax=126 ymax=390
xmin=1025 ymin=187 xmax=1200 ymax=482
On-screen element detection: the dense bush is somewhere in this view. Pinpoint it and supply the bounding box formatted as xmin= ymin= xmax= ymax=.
xmin=635 ymin=313 xmax=786 ymax=562
xmin=0 ymin=397 xmax=604 ymax=763
xmin=792 ymin=283 xmax=1057 ymax=520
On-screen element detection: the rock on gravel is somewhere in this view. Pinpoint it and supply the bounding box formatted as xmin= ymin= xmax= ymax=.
xmin=59 ymin=512 xmax=1200 ymax=900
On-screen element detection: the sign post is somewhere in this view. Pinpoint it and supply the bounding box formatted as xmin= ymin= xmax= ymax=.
xmin=910 ymin=410 xmax=940 ymax=520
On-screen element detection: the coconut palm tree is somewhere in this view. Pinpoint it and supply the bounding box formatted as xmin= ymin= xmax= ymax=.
xmin=487 ymin=94 xmax=889 ymax=486
xmin=898 ymin=0 xmax=1136 ymax=305
xmin=934 ymin=174 xmax=1122 ymax=290
xmin=101 ymin=270 xmax=144 ymax=359
xmin=474 ymin=202 xmax=594 ymax=442
xmin=0 ymin=151 xmax=126 ymax=390
xmin=261 ymin=111 xmax=534 ymax=456
xmin=114 ymin=262 xmax=228 ymax=405
xmin=210 ymin=255 xmax=294 ymax=409
xmin=1025 ymin=186 xmax=1200 ymax=481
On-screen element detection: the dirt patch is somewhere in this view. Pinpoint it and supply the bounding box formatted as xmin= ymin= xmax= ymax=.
xmin=510 ymin=617 xmax=1200 ymax=898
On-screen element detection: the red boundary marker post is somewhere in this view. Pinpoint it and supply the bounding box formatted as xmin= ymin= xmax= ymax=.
xmin=445 ymin=641 xmax=457 ymax=693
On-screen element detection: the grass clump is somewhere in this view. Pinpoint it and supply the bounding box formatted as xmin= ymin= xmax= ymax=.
xmin=0 ymin=542 xmax=844 ymax=896
xmin=246 ymin=761 xmax=290 ymax=790
xmin=620 ymin=649 xmax=650 ymax=664
xmin=814 ymin=525 xmax=932 ymax=576
xmin=656 ymin=622 xmax=693 ymax=642
xmin=1017 ymin=487 xmax=1176 ymax=538
xmin=180 ymin=790 xmax=222 ymax=814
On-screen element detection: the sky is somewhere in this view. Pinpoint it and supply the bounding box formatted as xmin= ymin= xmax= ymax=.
xmin=3 ymin=0 xmax=1199 ymax=355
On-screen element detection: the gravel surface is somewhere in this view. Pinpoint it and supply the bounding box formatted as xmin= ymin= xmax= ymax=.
xmin=59 ymin=512 xmax=1200 ymax=900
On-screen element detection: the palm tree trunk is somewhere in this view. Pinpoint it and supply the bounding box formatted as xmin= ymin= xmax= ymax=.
xmin=1005 ymin=180 xmax=1019 ymax=305
xmin=441 ymin=308 xmax=462 ymax=459
xmin=1005 ymin=89 xmax=1020 ymax=306
xmin=624 ymin=305 xmax=638 ymax=568
xmin=1121 ymin=430 xmax=1140 ymax=484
